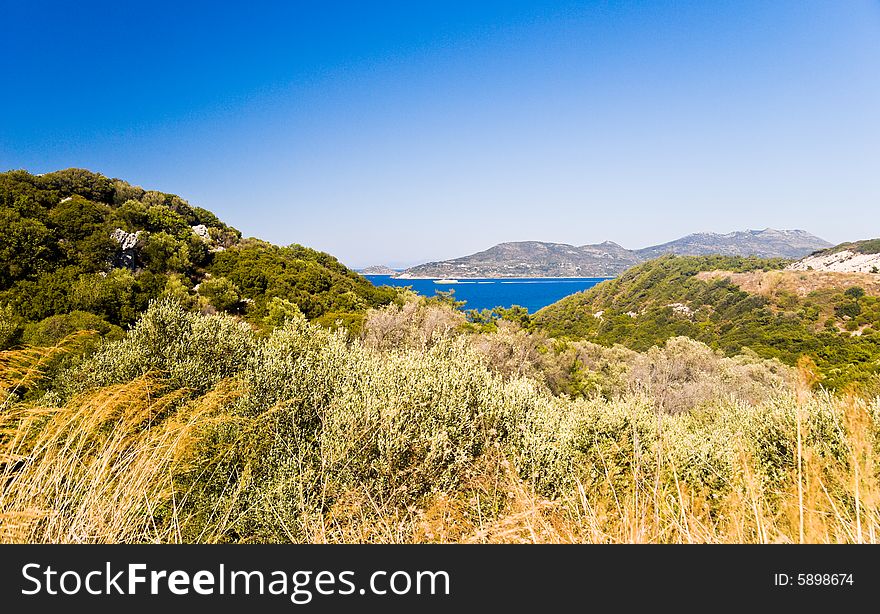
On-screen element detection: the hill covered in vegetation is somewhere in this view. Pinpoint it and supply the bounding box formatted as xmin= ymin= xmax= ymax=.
xmin=635 ymin=228 xmax=830 ymax=260
xmin=0 ymin=168 xmax=397 ymax=348
xmin=399 ymin=240 xmax=641 ymax=278
xmin=533 ymin=255 xmax=880 ymax=389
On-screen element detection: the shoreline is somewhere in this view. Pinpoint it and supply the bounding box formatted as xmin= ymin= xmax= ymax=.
xmin=369 ymin=274 xmax=616 ymax=280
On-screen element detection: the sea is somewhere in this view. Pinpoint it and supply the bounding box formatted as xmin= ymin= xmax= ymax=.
xmin=364 ymin=275 xmax=610 ymax=313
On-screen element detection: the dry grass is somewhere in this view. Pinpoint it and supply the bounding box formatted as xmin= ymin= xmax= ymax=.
xmin=0 ymin=345 xmax=244 ymax=542
xmin=1 ymin=316 xmax=879 ymax=544
xmin=696 ymin=269 xmax=880 ymax=299
xmin=313 ymin=390 xmax=880 ymax=545
xmin=0 ymin=330 xmax=94 ymax=399
xmin=411 ymin=394 xmax=880 ymax=545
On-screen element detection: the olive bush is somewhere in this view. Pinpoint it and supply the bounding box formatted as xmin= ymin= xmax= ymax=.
xmin=18 ymin=298 xmax=877 ymax=543
xmin=66 ymin=299 xmax=256 ymax=394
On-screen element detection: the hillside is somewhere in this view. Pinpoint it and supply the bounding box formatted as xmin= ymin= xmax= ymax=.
xmin=4 ymin=293 xmax=879 ymax=545
xmin=360 ymin=265 xmax=398 ymax=275
xmin=398 ymin=241 xmax=639 ymax=278
xmin=533 ymin=254 xmax=880 ymax=389
xmin=0 ymin=168 xmax=396 ymax=347
xmin=399 ymin=229 xmax=829 ymax=278
xmin=636 ymin=229 xmax=831 ymax=259
xmin=788 ymin=238 xmax=880 ymax=273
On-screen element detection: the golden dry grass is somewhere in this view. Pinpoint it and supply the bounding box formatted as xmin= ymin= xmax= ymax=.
xmin=0 ymin=339 xmax=245 ymax=543
xmin=696 ymin=269 xmax=880 ymax=299
xmin=1 ymin=330 xmax=878 ymax=544
xmin=410 ymin=394 xmax=880 ymax=545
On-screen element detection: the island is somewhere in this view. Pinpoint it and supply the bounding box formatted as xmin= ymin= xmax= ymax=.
xmin=396 ymin=229 xmax=831 ymax=279
xmin=359 ymin=265 xmax=399 ymax=275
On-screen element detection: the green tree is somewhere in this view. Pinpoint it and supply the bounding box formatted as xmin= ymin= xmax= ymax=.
xmin=0 ymin=208 xmax=52 ymax=286
xmin=198 ymin=276 xmax=241 ymax=313
xmin=42 ymin=168 xmax=114 ymax=203
xmin=845 ymin=287 xmax=866 ymax=300
xmin=263 ymin=297 xmax=303 ymax=328
xmin=72 ymin=269 xmax=145 ymax=324
xmin=0 ymin=303 xmax=23 ymax=349
xmin=142 ymin=232 xmax=191 ymax=274
xmin=22 ymin=311 xmax=123 ymax=347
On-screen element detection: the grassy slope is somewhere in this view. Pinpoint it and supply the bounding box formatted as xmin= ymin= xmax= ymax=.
xmin=534 ymin=255 xmax=880 ymax=389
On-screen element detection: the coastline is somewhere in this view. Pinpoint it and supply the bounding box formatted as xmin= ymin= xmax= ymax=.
xmin=386 ymin=274 xmax=616 ymax=280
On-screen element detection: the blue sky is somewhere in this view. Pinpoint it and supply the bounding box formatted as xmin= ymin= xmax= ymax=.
xmin=2 ymin=1 xmax=879 ymax=268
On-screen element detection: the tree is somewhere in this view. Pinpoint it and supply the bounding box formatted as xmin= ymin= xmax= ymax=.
xmin=41 ymin=168 xmax=114 ymax=203
xmin=72 ymin=269 xmax=145 ymax=324
xmin=0 ymin=303 xmax=23 ymax=349
xmin=263 ymin=297 xmax=303 ymax=328
xmin=198 ymin=276 xmax=241 ymax=313
xmin=142 ymin=232 xmax=191 ymax=273
xmin=845 ymin=287 xmax=866 ymax=300
xmin=0 ymin=208 xmax=51 ymax=287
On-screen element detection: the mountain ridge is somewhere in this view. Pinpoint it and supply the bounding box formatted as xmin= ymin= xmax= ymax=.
xmin=398 ymin=229 xmax=831 ymax=278
xmin=359 ymin=265 xmax=398 ymax=275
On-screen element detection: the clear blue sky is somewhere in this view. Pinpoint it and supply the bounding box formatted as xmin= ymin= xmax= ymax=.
xmin=2 ymin=1 xmax=879 ymax=268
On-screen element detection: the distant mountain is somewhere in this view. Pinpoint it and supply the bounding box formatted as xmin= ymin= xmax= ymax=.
xmin=359 ymin=265 xmax=398 ymax=275
xmin=636 ymin=229 xmax=831 ymax=260
xmin=397 ymin=241 xmax=642 ymax=278
xmin=398 ymin=229 xmax=831 ymax=278
xmin=788 ymin=238 xmax=880 ymax=273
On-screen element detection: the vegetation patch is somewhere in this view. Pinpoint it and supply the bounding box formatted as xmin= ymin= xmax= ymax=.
xmin=534 ymin=255 xmax=880 ymax=390
xmin=0 ymin=169 xmax=397 ymax=349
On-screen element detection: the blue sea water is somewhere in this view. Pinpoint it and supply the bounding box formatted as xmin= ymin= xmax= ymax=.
xmin=364 ymin=275 xmax=610 ymax=313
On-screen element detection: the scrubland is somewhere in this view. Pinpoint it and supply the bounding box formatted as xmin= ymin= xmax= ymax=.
xmin=2 ymin=298 xmax=878 ymax=544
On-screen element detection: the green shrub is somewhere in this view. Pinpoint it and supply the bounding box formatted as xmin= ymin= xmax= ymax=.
xmin=197 ymin=276 xmax=242 ymax=313
xmin=22 ymin=311 xmax=123 ymax=347
xmin=0 ymin=304 xmax=23 ymax=349
xmin=67 ymin=299 xmax=256 ymax=395
xmin=5 ymin=300 xmax=878 ymax=543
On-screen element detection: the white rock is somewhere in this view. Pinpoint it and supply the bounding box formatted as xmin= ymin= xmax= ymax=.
xmin=191 ymin=224 xmax=211 ymax=241
xmin=667 ymin=302 xmax=693 ymax=317
xmin=788 ymin=250 xmax=880 ymax=273
xmin=110 ymin=228 xmax=141 ymax=251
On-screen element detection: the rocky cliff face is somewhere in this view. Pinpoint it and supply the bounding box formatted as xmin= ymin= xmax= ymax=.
xmin=398 ymin=229 xmax=830 ymax=278
xmin=788 ymin=239 xmax=880 ymax=273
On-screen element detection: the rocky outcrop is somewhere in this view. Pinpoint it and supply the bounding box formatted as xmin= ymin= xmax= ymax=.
xmin=110 ymin=228 xmax=142 ymax=269
xmin=789 ymin=249 xmax=880 ymax=274
xmin=191 ymin=224 xmax=211 ymax=242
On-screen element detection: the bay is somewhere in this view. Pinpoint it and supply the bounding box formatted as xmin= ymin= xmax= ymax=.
xmin=364 ymin=275 xmax=610 ymax=313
